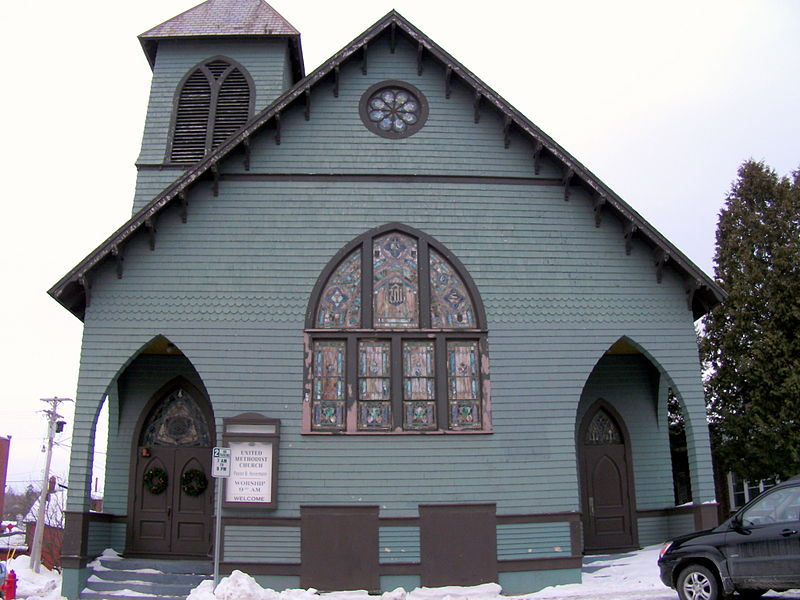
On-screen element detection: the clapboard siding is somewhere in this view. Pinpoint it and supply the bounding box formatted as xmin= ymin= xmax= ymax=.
xmin=224 ymin=526 xmax=300 ymax=563
xmin=496 ymin=523 xmax=573 ymax=559
xmin=379 ymin=526 xmax=420 ymax=563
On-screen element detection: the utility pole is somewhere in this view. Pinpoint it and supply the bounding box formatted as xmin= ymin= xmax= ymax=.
xmin=30 ymin=397 xmax=72 ymax=573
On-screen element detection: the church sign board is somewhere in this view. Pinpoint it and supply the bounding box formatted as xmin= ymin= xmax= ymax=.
xmin=222 ymin=413 xmax=280 ymax=509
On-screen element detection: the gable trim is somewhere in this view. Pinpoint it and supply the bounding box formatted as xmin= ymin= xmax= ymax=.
xmin=50 ymin=10 xmax=724 ymax=321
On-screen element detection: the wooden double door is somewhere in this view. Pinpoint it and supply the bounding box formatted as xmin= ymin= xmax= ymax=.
xmin=131 ymin=447 xmax=212 ymax=556
xmin=128 ymin=380 xmax=214 ymax=557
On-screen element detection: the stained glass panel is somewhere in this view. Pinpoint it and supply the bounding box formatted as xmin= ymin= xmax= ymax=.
xmin=430 ymin=250 xmax=475 ymax=328
xmin=450 ymin=400 xmax=481 ymax=428
xmin=141 ymin=388 xmax=211 ymax=447
xmin=403 ymin=341 xmax=434 ymax=399
xmin=313 ymin=401 xmax=345 ymax=430
xmin=317 ymin=250 xmax=361 ymax=328
xmin=586 ymin=409 xmax=622 ymax=445
xmin=313 ymin=341 xmax=346 ymax=430
xmin=358 ymin=341 xmax=391 ymax=429
xmin=405 ymin=401 xmax=436 ymax=430
xmin=403 ymin=341 xmax=435 ymax=430
xmin=359 ymin=401 xmax=392 ymax=430
xmin=373 ymin=233 xmax=418 ymax=328
xmin=447 ymin=341 xmax=481 ymax=429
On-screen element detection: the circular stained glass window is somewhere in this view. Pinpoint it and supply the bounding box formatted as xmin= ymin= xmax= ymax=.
xmin=359 ymin=80 xmax=428 ymax=139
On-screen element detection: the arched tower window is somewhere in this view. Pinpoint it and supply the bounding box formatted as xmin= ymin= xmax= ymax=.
xmin=168 ymin=57 xmax=254 ymax=163
xmin=304 ymin=224 xmax=490 ymax=434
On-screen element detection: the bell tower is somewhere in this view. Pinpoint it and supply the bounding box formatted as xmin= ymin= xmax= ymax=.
xmin=132 ymin=0 xmax=303 ymax=213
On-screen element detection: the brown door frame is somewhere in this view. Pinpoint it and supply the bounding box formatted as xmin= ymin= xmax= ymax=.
xmin=126 ymin=376 xmax=216 ymax=557
xmin=577 ymin=399 xmax=638 ymax=553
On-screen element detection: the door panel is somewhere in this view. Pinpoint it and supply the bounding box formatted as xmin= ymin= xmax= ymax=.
xmin=171 ymin=450 xmax=213 ymax=555
xmin=580 ymin=405 xmax=636 ymax=553
xmin=131 ymin=452 xmax=174 ymax=553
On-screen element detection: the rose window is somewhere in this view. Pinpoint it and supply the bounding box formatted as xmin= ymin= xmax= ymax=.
xmin=360 ymin=81 xmax=428 ymax=138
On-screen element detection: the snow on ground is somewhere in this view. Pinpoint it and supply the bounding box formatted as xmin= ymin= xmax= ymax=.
xmin=3 ymin=544 xmax=800 ymax=600
xmin=185 ymin=545 xmax=800 ymax=600
xmin=3 ymin=555 xmax=63 ymax=600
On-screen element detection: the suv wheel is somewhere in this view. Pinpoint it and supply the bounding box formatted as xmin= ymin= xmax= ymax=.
xmin=677 ymin=564 xmax=721 ymax=600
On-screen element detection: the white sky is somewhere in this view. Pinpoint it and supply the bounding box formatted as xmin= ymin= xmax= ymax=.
xmin=0 ymin=0 xmax=798 ymax=493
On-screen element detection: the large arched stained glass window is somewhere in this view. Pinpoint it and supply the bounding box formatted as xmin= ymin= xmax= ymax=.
xmin=305 ymin=224 xmax=490 ymax=434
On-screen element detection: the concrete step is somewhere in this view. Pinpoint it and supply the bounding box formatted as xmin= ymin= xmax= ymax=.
xmin=80 ymin=557 xmax=212 ymax=600
xmin=97 ymin=557 xmax=212 ymax=574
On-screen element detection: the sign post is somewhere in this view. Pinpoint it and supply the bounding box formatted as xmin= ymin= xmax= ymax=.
xmin=211 ymin=446 xmax=231 ymax=589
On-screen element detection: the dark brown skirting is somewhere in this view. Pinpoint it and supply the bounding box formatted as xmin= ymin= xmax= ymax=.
xmin=221 ymin=556 xmax=581 ymax=578
xmin=636 ymin=505 xmax=696 ymax=518
xmin=222 ymin=563 xmax=301 ymax=576
xmin=222 ymin=516 xmax=300 ymax=526
xmin=499 ymin=556 xmax=582 ymax=571
xmin=637 ymin=503 xmax=720 ymax=531
xmin=497 ymin=511 xmax=580 ymax=524
xmin=64 ymin=508 xmax=587 ymax=575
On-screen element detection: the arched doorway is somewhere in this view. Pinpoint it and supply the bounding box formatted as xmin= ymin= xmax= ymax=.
xmin=578 ymin=400 xmax=637 ymax=553
xmin=128 ymin=378 xmax=214 ymax=557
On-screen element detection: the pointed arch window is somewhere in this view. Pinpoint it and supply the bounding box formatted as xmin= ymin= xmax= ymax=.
xmin=168 ymin=57 xmax=254 ymax=163
xmin=305 ymin=224 xmax=490 ymax=434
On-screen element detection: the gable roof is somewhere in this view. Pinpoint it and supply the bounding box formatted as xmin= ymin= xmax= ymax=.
xmin=139 ymin=0 xmax=303 ymax=79
xmin=50 ymin=10 xmax=725 ymax=321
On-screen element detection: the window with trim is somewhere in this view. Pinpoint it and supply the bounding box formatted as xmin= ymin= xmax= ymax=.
xmin=168 ymin=57 xmax=254 ymax=163
xmin=304 ymin=224 xmax=490 ymax=434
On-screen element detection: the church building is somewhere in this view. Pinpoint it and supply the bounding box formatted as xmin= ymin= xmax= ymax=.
xmin=50 ymin=0 xmax=724 ymax=597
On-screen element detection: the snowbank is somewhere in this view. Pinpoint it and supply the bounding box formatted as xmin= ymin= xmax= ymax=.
xmin=4 ymin=555 xmax=64 ymax=600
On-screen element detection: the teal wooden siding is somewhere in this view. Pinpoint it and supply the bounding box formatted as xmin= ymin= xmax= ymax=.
xmin=379 ymin=526 xmax=420 ymax=563
xmin=638 ymin=512 xmax=697 ymax=546
xmin=86 ymin=520 xmax=112 ymax=556
xmin=67 ymin=32 xmax=714 ymax=533
xmin=223 ymin=526 xmax=300 ymax=563
xmin=496 ymin=523 xmax=572 ymax=559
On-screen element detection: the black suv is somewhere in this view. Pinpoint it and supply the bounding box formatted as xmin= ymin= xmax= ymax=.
xmin=658 ymin=475 xmax=800 ymax=600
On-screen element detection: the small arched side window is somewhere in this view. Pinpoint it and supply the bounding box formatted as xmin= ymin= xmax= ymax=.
xmin=304 ymin=224 xmax=491 ymax=434
xmin=168 ymin=57 xmax=254 ymax=163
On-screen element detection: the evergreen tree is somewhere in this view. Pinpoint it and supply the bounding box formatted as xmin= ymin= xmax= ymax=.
xmin=702 ymin=161 xmax=800 ymax=481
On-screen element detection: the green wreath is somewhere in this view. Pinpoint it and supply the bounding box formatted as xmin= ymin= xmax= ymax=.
xmin=143 ymin=467 xmax=168 ymax=495
xmin=180 ymin=469 xmax=208 ymax=497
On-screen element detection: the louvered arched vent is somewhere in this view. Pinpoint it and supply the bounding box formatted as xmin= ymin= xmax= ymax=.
xmin=169 ymin=58 xmax=254 ymax=164
xmin=212 ymin=68 xmax=251 ymax=149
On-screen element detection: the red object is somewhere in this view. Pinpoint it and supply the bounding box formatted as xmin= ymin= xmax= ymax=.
xmin=2 ymin=569 xmax=17 ymax=600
